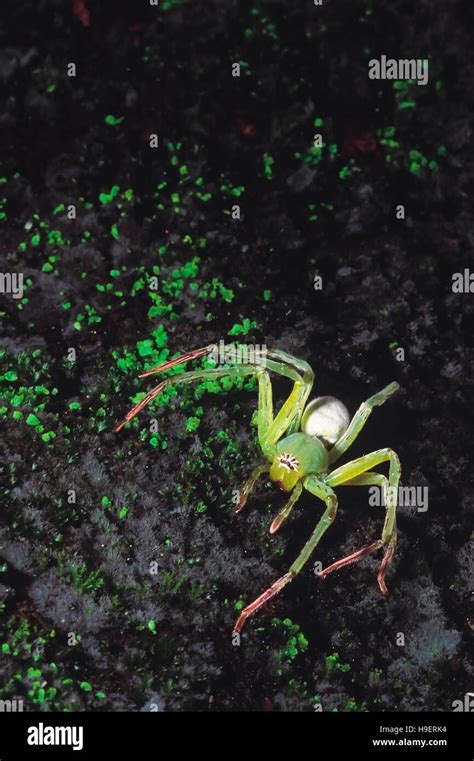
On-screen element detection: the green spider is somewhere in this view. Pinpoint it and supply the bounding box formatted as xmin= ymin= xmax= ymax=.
xmin=114 ymin=344 xmax=401 ymax=634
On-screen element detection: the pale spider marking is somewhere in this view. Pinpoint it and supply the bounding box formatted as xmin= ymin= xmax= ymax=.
xmin=278 ymin=453 xmax=300 ymax=471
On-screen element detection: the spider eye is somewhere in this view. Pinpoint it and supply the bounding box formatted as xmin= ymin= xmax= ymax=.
xmin=301 ymin=396 xmax=350 ymax=447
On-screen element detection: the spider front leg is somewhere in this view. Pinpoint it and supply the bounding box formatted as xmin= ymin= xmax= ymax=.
xmin=113 ymin=364 xmax=256 ymax=432
xmin=259 ymin=349 xmax=314 ymax=448
xmin=114 ymin=345 xmax=314 ymax=443
xmin=322 ymin=449 xmax=401 ymax=594
xmin=233 ymin=477 xmax=337 ymax=634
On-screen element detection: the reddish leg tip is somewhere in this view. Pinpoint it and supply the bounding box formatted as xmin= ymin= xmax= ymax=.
xmin=233 ymin=616 xmax=246 ymax=635
xmin=377 ymin=564 xmax=390 ymax=595
xmin=232 ymin=572 xmax=293 ymax=634
xmin=235 ymin=496 xmax=248 ymax=514
xmin=316 ymin=540 xmax=383 ymax=581
xmin=377 ymin=571 xmax=389 ymax=595
xmin=269 ymin=516 xmax=281 ymax=534
xmin=376 ymin=542 xmax=396 ymax=596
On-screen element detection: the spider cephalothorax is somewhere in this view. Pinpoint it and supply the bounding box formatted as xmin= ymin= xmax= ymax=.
xmin=114 ymin=344 xmax=401 ymax=634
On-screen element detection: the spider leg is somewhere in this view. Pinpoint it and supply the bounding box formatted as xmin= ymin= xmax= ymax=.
xmin=316 ymin=473 xmax=387 ymax=579
xmin=235 ymin=463 xmax=270 ymax=513
xmin=262 ymin=349 xmax=314 ymax=439
xmin=317 ymin=540 xmax=384 ymax=579
xmin=114 ymin=365 xmax=259 ymax=432
xmin=269 ymin=480 xmax=303 ymax=533
xmin=324 ymin=450 xmax=401 ymax=594
xmin=328 ymin=382 xmax=400 ymax=464
xmin=256 ymin=366 xmax=273 ymax=447
xmin=138 ymin=344 xmax=216 ymax=378
xmin=236 ymin=351 xmax=311 ymax=510
xmin=235 ymin=350 xmax=314 ymax=510
xmin=233 ymin=477 xmax=337 ymax=633
xmin=113 ymin=342 xmax=267 ymax=431
xmin=114 ymin=344 xmax=315 ymax=456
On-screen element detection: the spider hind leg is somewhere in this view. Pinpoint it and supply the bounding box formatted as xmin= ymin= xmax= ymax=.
xmin=322 ymin=451 xmax=401 ymax=594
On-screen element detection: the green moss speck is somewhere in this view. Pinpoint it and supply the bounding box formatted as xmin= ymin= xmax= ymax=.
xmin=105 ymin=115 xmax=124 ymax=126
xmin=325 ymin=651 xmax=351 ymax=678
xmin=147 ymin=620 xmax=157 ymax=635
xmin=185 ymin=416 xmax=201 ymax=433
xmin=228 ymin=318 xmax=257 ymax=336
